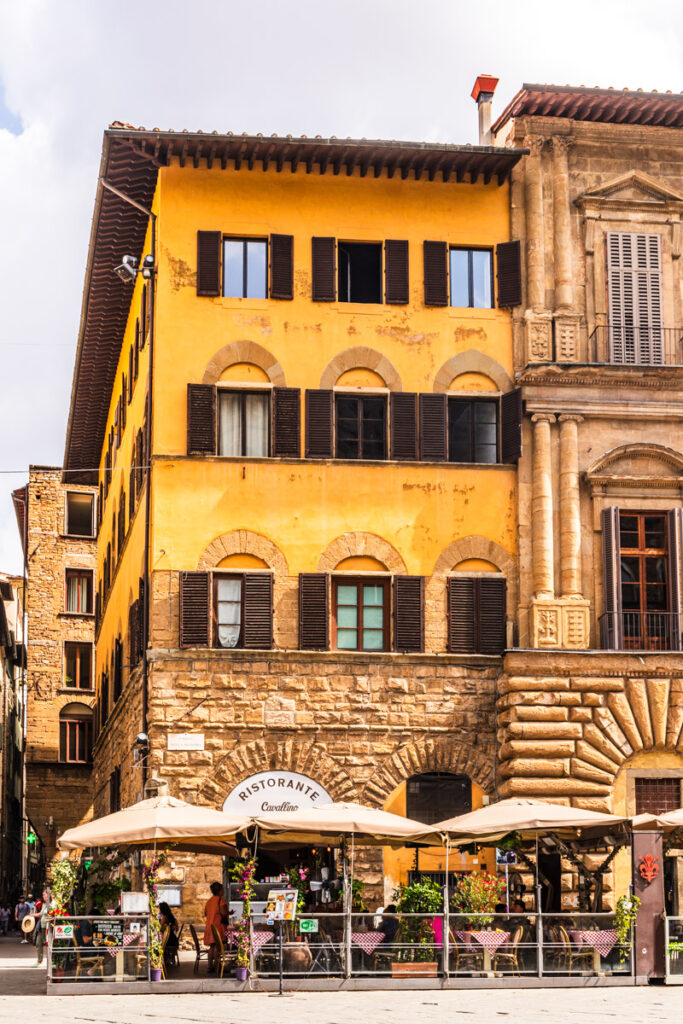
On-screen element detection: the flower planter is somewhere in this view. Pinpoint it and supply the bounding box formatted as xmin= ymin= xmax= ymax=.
xmin=150 ymin=968 xmax=163 ymax=982
xmin=235 ymin=966 xmax=249 ymax=982
xmin=391 ymin=961 xmax=439 ymax=978
xmin=51 ymin=967 xmax=64 ymax=984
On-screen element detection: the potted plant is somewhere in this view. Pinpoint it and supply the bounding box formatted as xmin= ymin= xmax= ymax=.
xmin=143 ymin=854 xmax=166 ymax=981
xmin=450 ymin=870 xmax=505 ymax=930
xmin=615 ymin=894 xmax=640 ymax=966
xmin=49 ymin=858 xmax=78 ymax=982
xmin=391 ymin=878 xmax=443 ymax=977
xmin=229 ymin=856 xmax=256 ymax=981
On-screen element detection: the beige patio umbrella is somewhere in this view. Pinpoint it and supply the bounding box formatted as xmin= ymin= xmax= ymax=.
xmin=632 ymin=809 xmax=683 ymax=833
xmin=57 ymin=794 xmax=251 ymax=854
xmin=254 ymin=801 xmax=439 ymax=846
xmin=436 ymin=797 xmax=628 ymax=845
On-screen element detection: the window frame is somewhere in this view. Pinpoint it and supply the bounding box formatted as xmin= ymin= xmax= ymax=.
xmin=59 ymin=717 xmax=92 ymax=764
xmin=65 ymin=491 xmax=95 ymax=538
xmin=448 ymin=246 xmax=494 ymax=309
xmin=334 ymin=391 xmax=388 ymax=461
xmin=222 ymin=236 xmax=268 ymax=299
xmin=331 ymin=575 xmax=390 ymax=652
xmin=447 ymin=395 xmax=500 ymax=464
xmin=212 ymin=572 xmax=245 ymax=649
xmin=64 ymin=569 xmax=94 ymax=615
xmin=64 ymin=642 xmax=94 ymax=691
xmin=337 ymin=240 xmax=384 ymax=305
xmin=216 ymin=386 xmax=272 ymax=458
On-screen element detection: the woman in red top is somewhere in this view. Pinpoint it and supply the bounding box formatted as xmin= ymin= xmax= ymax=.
xmin=204 ymin=881 xmax=229 ymax=973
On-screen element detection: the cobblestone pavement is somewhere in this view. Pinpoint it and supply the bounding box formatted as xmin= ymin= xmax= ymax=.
xmin=2 ymin=934 xmax=683 ymax=1023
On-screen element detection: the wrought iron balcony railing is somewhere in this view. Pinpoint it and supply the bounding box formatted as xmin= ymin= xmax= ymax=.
xmin=588 ymin=324 xmax=683 ymax=367
xmin=599 ymin=610 xmax=682 ymax=651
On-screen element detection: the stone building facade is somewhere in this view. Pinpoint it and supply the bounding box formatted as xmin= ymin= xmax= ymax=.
xmin=0 ymin=574 xmax=25 ymax=900
xmin=14 ymin=467 xmax=97 ymax=866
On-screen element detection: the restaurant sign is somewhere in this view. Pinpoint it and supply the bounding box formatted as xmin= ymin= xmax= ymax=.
xmin=222 ymin=770 xmax=332 ymax=814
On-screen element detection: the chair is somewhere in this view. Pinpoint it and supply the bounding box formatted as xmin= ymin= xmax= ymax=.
xmin=448 ymin=929 xmax=484 ymax=974
xmin=558 ymin=925 xmax=594 ymax=975
xmin=71 ymin=937 xmax=105 ymax=979
xmin=211 ymin=925 xmax=228 ymax=979
xmin=189 ymin=923 xmax=209 ymax=975
xmin=492 ymin=926 xmax=524 ymax=976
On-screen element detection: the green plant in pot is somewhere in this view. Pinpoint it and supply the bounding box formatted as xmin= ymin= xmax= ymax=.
xmin=229 ymin=856 xmax=257 ymax=980
xmin=450 ymin=870 xmax=506 ymax=929
xmin=49 ymin=858 xmax=79 ymax=977
xmin=615 ymin=894 xmax=640 ymax=963
xmin=392 ymin=878 xmax=443 ymax=964
xmin=143 ymin=854 xmax=166 ymax=979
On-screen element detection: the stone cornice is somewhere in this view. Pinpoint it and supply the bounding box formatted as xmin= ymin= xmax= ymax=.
xmin=517 ymin=363 xmax=683 ymax=390
xmin=510 ymin=116 xmax=683 ymax=150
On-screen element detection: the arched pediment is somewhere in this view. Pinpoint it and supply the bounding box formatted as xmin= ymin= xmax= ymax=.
xmin=586 ymin=443 xmax=683 ymax=483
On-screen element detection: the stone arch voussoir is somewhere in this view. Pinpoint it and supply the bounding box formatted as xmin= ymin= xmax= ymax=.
xmin=202 ymin=340 xmax=286 ymax=387
xmin=433 ymin=349 xmax=513 ymax=393
xmin=318 ymin=532 xmax=407 ymax=573
xmin=432 ymin=536 xmax=517 ymax=612
xmin=361 ymin=736 xmax=495 ymax=808
xmin=319 ymin=347 xmax=402 ymax=391
xmin=197 ymin=530 xmax=288 ymax=574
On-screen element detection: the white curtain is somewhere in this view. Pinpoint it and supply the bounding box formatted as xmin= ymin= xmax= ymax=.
xmin=217 ymin=578 xmax=242 ymax=648
xmin=218 ymin=391 xmax=242 ymax=456
xmin=245 ymin=393 xmax=269 ymax=456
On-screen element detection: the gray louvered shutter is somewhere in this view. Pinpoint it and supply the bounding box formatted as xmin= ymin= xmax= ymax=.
xmin=496 ymin=241 xmax=522 ymax=307
xmin=312 ymin=237 xmax=336 ymax=301
xmin=187 ymin=384 xmax=217 ymax=455
xmin=272 ymin=388 xmax=301 ymax=458
xmin=179 ymin=571 xmax=210 ymax=647
xmin=667 ymin=509 xmax=682 ymax=651
xmin=390 ymin=392 xmax=418 ymax=461
xmin=601 ymin=507 xmax=622 ymax=649
xmin=243 ymin=574 xmax=273 ymax=649
xmin=500 ymin=389 xmax=523 ymax=463
xmin=393 ymin=576 xmax=425 ymax=653
xmin=385 ymin=240 xmax=409 ymax=304
xmin=305 ymin=390 xmax=334 ymax=458
xmin=299 ymin=573 xmax=329 ymax=650
xmin=477 ymin=577 xmax=507 ymax=655
xmin=419 ymin=394 xmax=447 ymax=461
xmin=270 ymin=234 xmax=294 ymax=300
xmin=608 ymin=232 xmax=663 ymax=365
xmin=423 ymin=241 xmax=448 ymax=306
xmin=197 ymin=230 xmax=222 ymax=296
xmin=447 ymin=577 xmax=475 ymax=653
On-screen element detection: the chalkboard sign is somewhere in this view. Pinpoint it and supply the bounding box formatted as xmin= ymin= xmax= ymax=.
xmin=93 ymin=918 xmax=124 ymax=948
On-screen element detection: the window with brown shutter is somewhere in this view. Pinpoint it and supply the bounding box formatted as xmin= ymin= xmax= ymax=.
xmin=187 ymin=383 xmax=217 ymax=455
xmin=500 ymin=389 xmax=523 ymax=463
xmin=140 ymin=283 xmax=148 ymax=347
xmin=333 ymin=577 xmax=389 ymax=651
xmin=270 ymin=234 xmax=294 ymax=300
xmin=299 ymin=573 xmax=329 ymax=650
xmin=272 ymin=387 xmax=301 ymax=458
xmin=128 ymin=348 xmax=134 ymax=402
xmin=212 ymin=572 xmax=273 ymax=649
xmin=450 ymin=248 xmax=493 ymax=308
xmin=448 ymin=576 xmax=506 ymax=654
xmin=423 ymin=241 xmax=448 ymax=306
xmin=384 ymin=240 xmax=409 ymax=305
xmin=121 ymin=376 xmax=127 ymax=431
xmin=242 ymin=574 xmax=273 ymax=649
xmin=419 ymin=394 xmax=447 ymax=461
xmin=312 ymin=237 xmax=336 ymax=301
xmin=496 ymin=240 xmax=522 ymax=307
xmin=223 ymin=238 xmax=267 ymax=298
xmin=179 ymin=571 xmax=210 ymax=647
xmin=390 ymin=392 xmax=418 ymax=461
xmin=196 ymin=230 xmax=222 ymax=296
xmin=305 ymin=390 xmax=333 ymax=458
xmin=393 ymin=576 xmax=425 ymax=652
xmin=608 ymin=233 xmax=663 ymax=364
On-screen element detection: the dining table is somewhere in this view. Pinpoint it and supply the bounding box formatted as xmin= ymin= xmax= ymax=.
xmin=569 ymin=929 xmax=619 ymax=972
xmin=454 ymin=929 xmax=510 ymax=973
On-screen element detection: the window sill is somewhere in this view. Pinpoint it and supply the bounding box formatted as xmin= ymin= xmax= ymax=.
xmin=59 ymin=611 xmax=95 ymax=620
xmin=60 ymin=533 xmax=96 ymax=542
xmin=178 ymin=454 xmax=513 ymax=469
xmin=59 ymin=687 xmax=95 ymax=696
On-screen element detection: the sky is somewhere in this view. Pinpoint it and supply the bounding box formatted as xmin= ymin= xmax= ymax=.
xmin=0 ymin=0 xmax=680 ymax=574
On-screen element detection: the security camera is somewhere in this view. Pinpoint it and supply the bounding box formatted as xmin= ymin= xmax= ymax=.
xmin=114 ymin=254 xmax=139 ymax=283
xmin=134 ymin=732 xmax=148 ymax=748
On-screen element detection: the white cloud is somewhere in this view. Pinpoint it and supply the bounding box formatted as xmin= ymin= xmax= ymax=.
xmin=0 ymin=0 xmax=680 ymax=572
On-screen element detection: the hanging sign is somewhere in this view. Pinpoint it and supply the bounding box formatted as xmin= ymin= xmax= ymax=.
xmin=265 ymin=889 xmax=298 ymax=923
xmin=222 ymin=771 xmax=332 ymax=814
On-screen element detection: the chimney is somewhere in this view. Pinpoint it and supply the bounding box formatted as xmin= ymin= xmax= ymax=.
xmin=471 ymin=74 xmax=499 ymax=146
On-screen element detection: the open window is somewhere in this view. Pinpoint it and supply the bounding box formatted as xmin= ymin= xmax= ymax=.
xmin=223 ymin=238 xmax=267 ymax=298
xmin=448 ymin=398 xmax=498 ymax=463
xmin=180 ymin=570 xmax=273 ymax=649
xmin=59 ymin=703 xmax=93 ymax=763
xmin=65 ymin=569 xmax=93 ymax=614
xmin=338 ymin=242 xmax=382 ymax=303
xmin=66 ymin=492 xmax=95 ymax=537
xmin=335 ymin=394 xmax=387 ymax=460
xmin=218 ymin=389 xmax=270 ymax=457
xmin=64 ymin=642 xmax=93 ymax=690
xmin=449 ymin=248 xmax=493 ymax=308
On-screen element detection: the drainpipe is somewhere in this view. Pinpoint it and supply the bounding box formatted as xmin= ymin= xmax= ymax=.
xmin=471 ymin=74 xmax=500 ymax=146
xmin=99 ymin=178 xmax=157 ymax=791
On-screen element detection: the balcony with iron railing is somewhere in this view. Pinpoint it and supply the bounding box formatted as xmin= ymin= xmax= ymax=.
xmin=588 ymin=324 xmax=683 ymax=367
xmin=599 ymin=610 xmax=682 ymax=652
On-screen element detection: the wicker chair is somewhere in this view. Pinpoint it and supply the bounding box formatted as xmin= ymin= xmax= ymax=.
xmin=448 ymin=929 xmax=484 ymax=974
xmin=71 ymin=937 xmax=105 ymax=979
xmin=492 ymin=926 xmax=524 ymax=975
xmin=557 ymin=925 xmax=595 ymax=974
xmin=189 ymin=923 xmax=209 ymax=974
xmin=211 ymin=925 xmax=228 ymax=979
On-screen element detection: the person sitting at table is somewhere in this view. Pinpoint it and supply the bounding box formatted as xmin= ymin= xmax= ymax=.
xmin=159 ymin=902 xmax=179 ymax=966
xmin=377 ymin=905 xmax=400 ymax=947
xmin=203 ymin=881 xmax=230 ymax=974
xmin=492 ymin=902 xmax=509 ymax=931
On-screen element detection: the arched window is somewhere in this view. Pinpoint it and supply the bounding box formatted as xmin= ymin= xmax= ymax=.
xmin=406 ymin=772 xmax=472 ymax=825
xmin=59 ymin=703 xmax=93 ymax=764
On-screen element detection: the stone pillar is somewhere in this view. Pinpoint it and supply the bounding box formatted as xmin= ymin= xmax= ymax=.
xmin=525 ymin=136 xmax=545 ymax=312
xmin=531 ymin=414 xmax=556 ymax=599
xmin=558 ymin=415 xmax=583 ymax=598
xmin=551 ymin=136 xmax=573 ymax=312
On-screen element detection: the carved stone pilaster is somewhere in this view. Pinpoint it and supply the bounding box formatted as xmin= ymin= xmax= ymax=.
xmin=525 ymin=311 xmax=553 ymax=363
xmin=529 ymin=597 xmax=591 ymax=649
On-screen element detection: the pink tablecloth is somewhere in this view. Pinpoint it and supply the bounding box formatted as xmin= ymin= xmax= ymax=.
xmin=569 ymin=929 xmax=618 ymax=958
xmin=252 ymin=929 xmax=275 ymax=953
xmin=454 ymin=930 xmax=510 ymax=954
xmin=351 ymin=932 xmax=386 ymax=955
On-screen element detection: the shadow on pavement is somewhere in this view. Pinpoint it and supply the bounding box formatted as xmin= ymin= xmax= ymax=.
xmin=0 ymin=933 xmax=46 ymax=996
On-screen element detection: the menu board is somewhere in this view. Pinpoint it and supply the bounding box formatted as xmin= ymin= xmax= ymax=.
xmin=121 ymin=891 xmax=150 ymax=914
xmin=93 ymin=918 xmax=124 ymax=948
xmin=265 ymin=889 xmax=298 ymax=923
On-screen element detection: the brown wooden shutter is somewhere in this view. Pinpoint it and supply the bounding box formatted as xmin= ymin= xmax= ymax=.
xmin=299 ymin=573 xmax=329 ymax=650
xmin=385 ymin=240 xmax=409 ymax=304
xmin=667 ymin=509 xmax=682 ymax=651
xmin=243 ymin=573 xmax=273 ymax=649
xmin=423 ymin=241 xmax=448 ymax=306
xmin=390 ymin=392 xmax=418 ymax=461
xmin=179 ymin=571 xmax=210 ymax=647
xmin=311 ymin=237 xmax=336 ymax=301
xmin=500 ymin=389 xmax=523 ymax=463
xmin=601 ymin=507 xmax=622 ymax=649
xmin=128 ymin=348 xmax=134 ymax=402
xmin=121 ymin=377 xmax=127 ymax=431
xmin=196 ymin=230 xmax=222 ymax=296
xmin=128 ymin=601 xmax=137 ymax=669
xmin=419 ymin=394 xmax=447 ymax=461
xmin=187 ymin=384 xmax=217 ymax=455
xmin=447 ymin=577 xmax=476 ymax=653
xmin=272 ymin=388 xmax=301 ymax=458
xmin=270 ymin=234 xmax=294 ymax=300
xmin=477 ymin=577 xmax=507 ymax=654
xmin=305 ymin=390 xmax=333 ymax=458
xmin=393 ymin=576 xmax=425 ymax=653
xmin=496 ymin=240 xmax=522 ymax=307
xmin=140 ymin=284 xmax=148 ymax=347
xmin=137 ymin=577 xmax=145 ymax=661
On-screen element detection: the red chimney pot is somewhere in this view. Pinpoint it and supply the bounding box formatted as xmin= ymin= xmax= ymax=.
xmin=471 ymin=75 xmax=499 ymax=102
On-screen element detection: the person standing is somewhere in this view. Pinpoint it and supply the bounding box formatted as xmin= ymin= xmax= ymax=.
xmin=0 ymin=906 xmax=10 ymax=934
xmin=15 ymin=896 xmax=29 ymax=941
xmin=203 ymin=881 xmax=229 ymax=974
xmin=35 ymin=889 xmax=51 ymax=966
